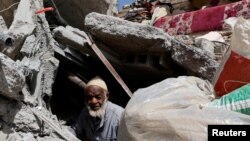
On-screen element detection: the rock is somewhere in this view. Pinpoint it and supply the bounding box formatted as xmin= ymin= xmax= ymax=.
xmin=13 ymin=106 xmax=51 ymax=135
xmin=13 ymin=106 xmax=42 ymax=133
xmin=52 ymin=26 xmax=91 ymax=54
xmin=85 ymin=12 xmax=172 ymax=55
xmin=3 ymin=0 xmax=36 ymax=59
xmin=0 ymin=131 xmax=22 ymax=141
xmin=0 ymin=53 xmax=25 ymax=100
xmin=20 ymin=35 xmax=36 ymax=57
xmin=171 ymin=43 xmax=220 ymax=81
xmin=41 ymin=56 xmax=59 ymax=98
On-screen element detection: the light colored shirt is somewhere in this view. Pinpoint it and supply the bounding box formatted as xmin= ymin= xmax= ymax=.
xmin=75 ymin=101 xmax=124 ymax=141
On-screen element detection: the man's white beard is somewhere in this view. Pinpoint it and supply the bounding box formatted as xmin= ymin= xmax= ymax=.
xmin=87 ymin=98 xmax=107 ymax=118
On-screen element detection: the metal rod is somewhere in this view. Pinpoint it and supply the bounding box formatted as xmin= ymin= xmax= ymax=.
xmin=85 ymin=34 xmax=133 ymax=97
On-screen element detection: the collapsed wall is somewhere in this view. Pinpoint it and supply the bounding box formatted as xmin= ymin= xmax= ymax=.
xmin=0 ymin=0 xmax=79 ymax=140
xmin=0 ymin=0 xmax=126 ymax=140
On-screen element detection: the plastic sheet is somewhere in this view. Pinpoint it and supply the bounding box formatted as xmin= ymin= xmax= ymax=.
xmin=118 ymin=76 xmax=250 ymax=141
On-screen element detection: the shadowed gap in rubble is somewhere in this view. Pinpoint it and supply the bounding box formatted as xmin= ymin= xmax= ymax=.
xmin=51 ymin=49 xmax=131 ymax=125
xmin=51 ymin=48 xmax=187 ymax=126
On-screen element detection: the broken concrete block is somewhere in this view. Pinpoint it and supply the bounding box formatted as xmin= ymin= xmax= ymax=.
xmin=0 ymin=131 xmax=22 ymax=141
xmin=16 ymin=57 xmax=41 ymax=106
xmin=20 ymin=35 xmax=36 ymax=57
xmin=85 ymin=12 xmax=172 ymax=55
xmin=14 ymin=106 xmax=51 ymax=135
xmin=53 ymin=26 xmax=84 ymax=45
xmin=21 ymin=84 xmax=37 ymax=106
xmin=41 ymin=56 xmax=59 ymax=97
xmin=171 ymin=44 xmax=220 ymax=81
xmin=14 ymin=107 xmax=41 ymax=133
xmin=66 ymin=25 xmax=89 ymax=40
xmin=3 ymin=0 xmax=36 ymax=59
xmin=18 ymin=54 xmax=59 ymax=108
xmin=0 ymin=53 xmax=25 ymax=100
xmin=18 ymin=132 xmax=36 ymax=141
xmin=19 ymin=57 xmax=41 ymax=73
xmin=52 ymin=26 xmax=91 ymax=54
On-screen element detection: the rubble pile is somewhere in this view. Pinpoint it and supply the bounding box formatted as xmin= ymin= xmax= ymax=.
xmin=0 ymin=0 xmax=250 ymax=141
xmin=0 ymin=0 xmax=79 ymax=140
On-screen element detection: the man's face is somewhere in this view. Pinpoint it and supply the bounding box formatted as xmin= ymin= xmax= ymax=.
xmin=85 ymin=85 xmax=107 ymax=111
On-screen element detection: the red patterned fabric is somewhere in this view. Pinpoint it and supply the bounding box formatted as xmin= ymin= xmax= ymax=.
xmin=154 ymin=0 xmax=250 ymax=35
xmin=191 ymin=6 xmax=225 ymax=33
xmin=214 ymin=51 xmax=250 ymax=97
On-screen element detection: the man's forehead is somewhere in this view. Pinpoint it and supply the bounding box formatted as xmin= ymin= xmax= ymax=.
xmin=86 ymin=85 xmax=106 ymax=95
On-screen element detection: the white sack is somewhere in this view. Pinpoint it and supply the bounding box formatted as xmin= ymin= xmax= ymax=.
xmin=118 ymin=76 xmax=250 ymax=141
xmin=230 ymin=18 xmax=250 ymax=59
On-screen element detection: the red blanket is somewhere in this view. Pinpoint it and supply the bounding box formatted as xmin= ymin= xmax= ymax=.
xmin=214 ymin=51 xmax=250 ymax=96
xmin=154 ymin=0 xmax=250 ymax=35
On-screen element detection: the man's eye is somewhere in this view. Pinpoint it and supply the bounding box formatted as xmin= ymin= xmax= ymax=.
xmin=86 ymin=96 xmax=92 ymax=100
xmin=96 ymin=96 xmax=102 ymax=100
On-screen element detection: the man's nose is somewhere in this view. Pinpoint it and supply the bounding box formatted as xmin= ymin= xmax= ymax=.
xmin=90 ymin=98 xmax=97 ymax=104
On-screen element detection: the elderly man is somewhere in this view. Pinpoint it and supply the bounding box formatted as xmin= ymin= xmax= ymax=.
xmin=74 ymin=76 xmax=124 ymax=141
